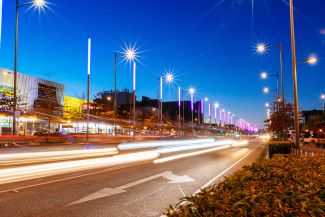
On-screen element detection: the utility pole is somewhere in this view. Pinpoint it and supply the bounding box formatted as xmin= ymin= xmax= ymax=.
xmin=114 ymin=52 xmax=117 ymax=135
xmin=289 ymin=0 xmax=300 ymax=150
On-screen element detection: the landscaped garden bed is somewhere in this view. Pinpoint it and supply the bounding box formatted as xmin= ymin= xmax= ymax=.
xmin=164 ymin=155 xmax=325 ymax=216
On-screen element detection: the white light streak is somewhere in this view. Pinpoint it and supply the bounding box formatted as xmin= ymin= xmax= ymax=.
xmin=0 ymin=148 xmax=118 ymax=166
xmin=88 ymin=38 xmax=91 ymax=75
xmin=118 ymin=138 xmax=215 ymax=150
xmin=154 ymin=145 xmax=230 ymax=164
xmin=0 ymin=151 xmax=159 ymax=185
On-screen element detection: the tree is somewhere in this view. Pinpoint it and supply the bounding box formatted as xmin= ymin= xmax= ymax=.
xmin=0 ymin=86 xmax=25 ymax=113
xmin=267 ymin=102 xmax=294 ymax=139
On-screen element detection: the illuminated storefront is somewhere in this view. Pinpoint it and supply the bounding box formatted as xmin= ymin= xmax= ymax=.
xmin=0 ymin=68 xmax=64 ymax=134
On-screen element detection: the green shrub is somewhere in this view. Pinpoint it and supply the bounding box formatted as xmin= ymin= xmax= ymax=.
xmin=164 ymin=155 xmax=325 ymax=216
xmin=268 ymin=141 xmax=292 ymax=158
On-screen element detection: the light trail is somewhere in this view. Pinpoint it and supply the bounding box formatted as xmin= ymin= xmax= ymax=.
xmin=0 ymin=151 xmax=159 ymax=185
xmin=154 ymin=145 xmax=231 ymax=164
xmin=154 ymin=140 xmax=249 ymax=163
xmin=0 ymin=148 xmax=119 ymax=166
xmin=157 ymin=140 xmax=234 ymax=154
xmin=0 ymin=139 xmax=249 ymax=185
xmin=118 ymin=138 xmax=215 ymax=150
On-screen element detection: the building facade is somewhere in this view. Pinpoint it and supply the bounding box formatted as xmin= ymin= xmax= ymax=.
xmin=0 ymin=68 xmax=64 ymax=134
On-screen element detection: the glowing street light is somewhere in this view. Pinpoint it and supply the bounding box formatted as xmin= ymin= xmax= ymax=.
xmin=259 ymin=71 xmax=280 ymax=100
xmin=33 ymin=0 xmax=46 ymax=7
xmin=263 ymin=87 xmax=270 ymax=94
xmin=123 ymin=48 xmax=136 ymax=63
xmin=204 ymin=97 xmax=209 ymax=102
xmin=303 ymin=56 xmax=318 ymax=65
xmin=165 ymin=72 xmax=174 ymax=83
xmin=12 ymin=0 xmax=49 ymax=135
xmin=321 ymin=94 xmax=325 ymax=100
xmin=265 ymin=103 xmax=270 ymax=108
xmin=260 ymin=72 xmax=268 ymax=79
xmin=256 ymin=43 xmax=267 ymax=54
xmin=189 ymin=87 xmax=195 ymax=95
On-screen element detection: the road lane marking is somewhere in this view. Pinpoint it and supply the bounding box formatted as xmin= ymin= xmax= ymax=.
xmin=70 ymin=171 xmax=195 ymax=205
xmin=193 ymin=143 xmax=262 ymax=195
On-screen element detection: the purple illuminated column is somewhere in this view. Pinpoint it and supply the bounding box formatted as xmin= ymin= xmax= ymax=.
xmin=208 ymin=104 xmax=211 ymax=125
xmin=178 ymin=87 xmax=181 ymax=123
xmin=190 ymin=93 xmax=194 ymax=111
xmin=201 ymin=99 xmax=204 ymax=125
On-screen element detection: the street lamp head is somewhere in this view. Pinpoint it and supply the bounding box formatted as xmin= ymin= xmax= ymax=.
xmin=321 ymin=94 xmax=325 ymax=100
xmin=263 ymin=87 xmax=270 ymax=94
xmin=165 ymin=72 xmax=174 ymax=83
xmin=265 ymin=103 xmax=269 ymax=107
xmin=188 ymin=87 xmax=195 ymax=95
xmin=214 ymin=103 xmax=219 ymax=108
xmin=260 ymin=72 xmax=268 ymax=79
xmin=256 ymin=43 xmax=267 ymax=54
xmin=204 ymin=97 xmax=209 ymax=102
xmin=222 ymin=109 xmax=225 ymax=112
xmin=33 ymin=0 xmax=46 ymax=8
xmin=107 ymin=96 xmax=112 ymax=101
xmin=125 ymin=48 xmax=136 ymax=61
xmin=304 ymin=56 xmax=318 ymax=65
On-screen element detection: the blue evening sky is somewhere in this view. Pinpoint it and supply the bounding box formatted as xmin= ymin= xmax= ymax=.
xmin=0 ymin=0 xmax=324 ymax=128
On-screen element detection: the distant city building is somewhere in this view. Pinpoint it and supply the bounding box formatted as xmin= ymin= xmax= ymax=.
xmin=95 ymin=89 xmax=134 ymax=110
xmin=138 ymin=96 xmax=202 ymax=124
xmin=301 ymin=109 xmax=324 ymax=123
xmin=0 ymin=68 xmax=64 ymax=115
xmin=0 ymin=68 xmax=64 ymax=134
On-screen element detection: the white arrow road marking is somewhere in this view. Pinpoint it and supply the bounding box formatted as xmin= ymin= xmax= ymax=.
xmin=162 ymin=171 xmax=195 ymax=183
xmin=70 ymin=171 xmax=195 ymax=205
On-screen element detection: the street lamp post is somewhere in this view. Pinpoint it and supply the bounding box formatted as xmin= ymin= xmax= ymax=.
xmin=114 ymin=47 xmax=138 ymax=135
xmin=178 ymin=87 xmax=181 ymax=135
xmin=132 ymin=62 xmax=136 ymax=127
xmin=158 ymin=72 xmax=175 ymax=134
xmin=214 ymin=103 xmax=219 ymax=125
xmin=189 ymin=88 xmax=195 ymax=129
xmin=208 ymin=103 xmax=211 ymax=127
xmin=12 ymin=0 xmax=47 ymax=135
xmin=87 ymin=38 xmax=91 ymax=141
xmin=321 ymin=94 xmax=325 ymax=116
xmin=289 ymin=0 xmax=300 ymax=150
xmin=159 ymin=76 xmax=163 ymax=134
xmin=113 ymin=52 xmax=117 ymax=135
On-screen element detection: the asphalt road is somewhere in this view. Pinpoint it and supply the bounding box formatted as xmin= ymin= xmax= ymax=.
xmin=0 ymin=141 xmax=265 ymax=217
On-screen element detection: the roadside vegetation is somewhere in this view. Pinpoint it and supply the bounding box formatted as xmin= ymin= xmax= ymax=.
xmin=164 ymin=154 xmax=325 ymax=216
